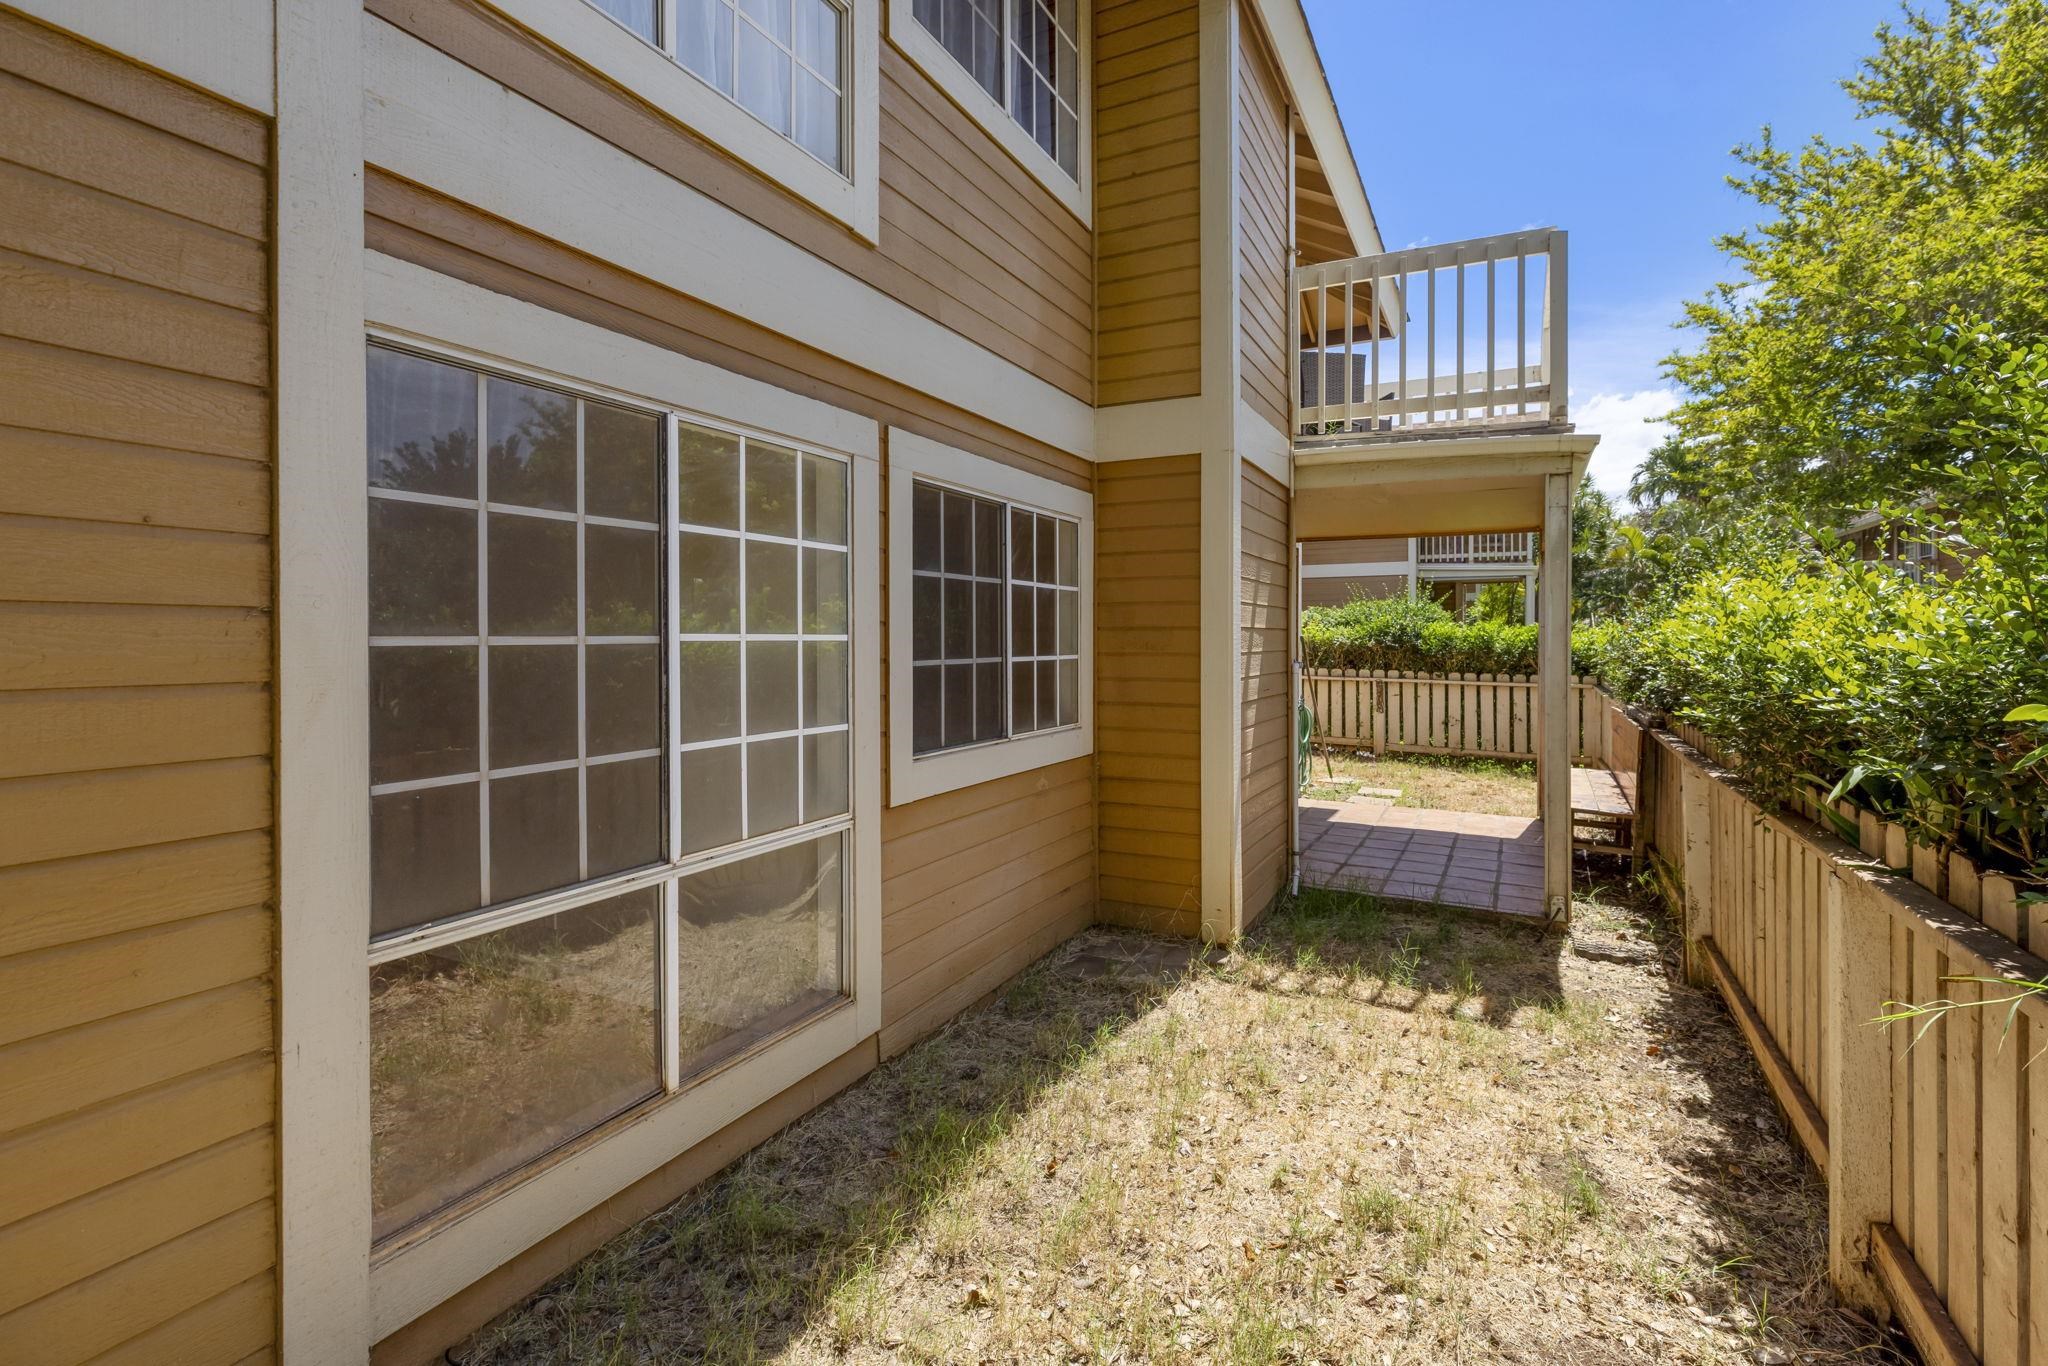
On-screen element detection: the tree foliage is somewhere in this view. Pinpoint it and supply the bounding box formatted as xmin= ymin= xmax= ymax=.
xmin=1650 ymin=0 xmax=2048 ymax=517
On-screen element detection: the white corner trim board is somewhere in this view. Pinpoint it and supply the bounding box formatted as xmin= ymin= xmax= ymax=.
xmin=14 ymin=0 xmax=277 ymax=114
xmin=476 ymin=0 xmax=881 ymax=241
xmin=275 ymin=0 xmax=369 ymax=1359
xmin=883 ymin=0 xmax=1093 ymax=225
xmin=362 ymin=15 xmax=1096 ymax=462
xmin=885 ymin=428 xmax=1095 ymax=806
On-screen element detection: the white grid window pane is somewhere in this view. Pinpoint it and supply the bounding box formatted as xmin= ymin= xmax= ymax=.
xmin=665 ymin=0 xmax=844 ymax=172
xmin=909 ymin=481 xmax=1007 ymax=755
xmin=917 ymin=0 xmax=1079 ymax=180
xmin=1008 ymin=507 xmax=1081 ymax=739
xmin=678 ymin=432 xmax=852 ymax=855
xmin=367 ymin=345 xmax=664 ymax=938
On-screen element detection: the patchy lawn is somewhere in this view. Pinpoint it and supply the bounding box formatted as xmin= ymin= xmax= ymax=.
xmin=461 ymin=880 xmax=1904 ymax=1365
xmin=1301 ymin=749 xmax=1537 ymax=818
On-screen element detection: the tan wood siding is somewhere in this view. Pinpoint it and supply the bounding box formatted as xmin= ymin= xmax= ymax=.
xmin=1095 ymin=0 xmax=1202 ymax=405
xmin=0 ymin=14 xmax=277 ymax=1363
xmin=1240 ymin=463 xmax=1290 ymax=923
xmin=367 ymin=170 xmax=1090 ymax=491
xmin=1302 ymin=572 xmax=1407 ymax=609
xmin=1094 ymin=455 xmax=1203 ymax=934
xmin=363 ymin=0 xmax=1093 ymax=402
xmin=875 ymin=433 xmax=1097 ymax=1056
xmin=880 ymin=759 xmax=1097 ymax=1056
xmin=1302 ymin=536 xmax=1406 ymax=566
xmin=1236 ymin=10 xmax=1291 ymax=434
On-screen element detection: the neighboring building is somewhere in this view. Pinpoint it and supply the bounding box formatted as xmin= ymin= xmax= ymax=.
xmin=1842 ymin=506 xmax=1962 ymax=582
xmin=0 ymin=2 xmax=1589 ymax=1361
xmin=1302 ymin=533 xmax=1539 ymax=621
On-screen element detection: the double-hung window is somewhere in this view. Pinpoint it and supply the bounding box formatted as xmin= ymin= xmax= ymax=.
xmin=364 ymin=343 xmax=855 ymax=1244
xmin=889 ymin=429 xmax=1091 ymax=803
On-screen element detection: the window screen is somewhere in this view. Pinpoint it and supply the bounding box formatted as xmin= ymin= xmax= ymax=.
xmin=908 ymin=479 xmax=1080 ymax=757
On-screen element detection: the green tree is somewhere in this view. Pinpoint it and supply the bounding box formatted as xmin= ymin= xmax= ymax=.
xmin=1661 ymin=0 xmax=2048 ymax=519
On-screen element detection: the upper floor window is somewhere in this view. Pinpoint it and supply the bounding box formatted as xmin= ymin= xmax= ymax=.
xmin=910 ymin=0 xmax=1079 ymax=178
xmin=585 ymin=0 xmax=849 ymax=174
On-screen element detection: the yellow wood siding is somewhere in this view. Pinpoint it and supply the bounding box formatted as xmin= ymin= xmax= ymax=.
xmin=1302 ymin=573 xmax=1407 ymax=608
xmin=1236 ymin=9 xmax=1291 ymax=434
xmin=363 ymin=0 xmax=1094 ymax=403
xmin=0 ymin=13 xmax=277 ymax=1363
xmin=1095 ymin=0 xmax=1202 ymax=405
xmin=1094 ymin=455 xmax=1203 ymax=934
xmin=1240 ymin=462 xmax=1290 ymax=924
xmin=1302 ymin=536 xmax=1406 ymax=566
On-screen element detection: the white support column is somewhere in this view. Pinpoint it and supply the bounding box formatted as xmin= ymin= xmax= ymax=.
xmin=276 ymin=0 xmax=372 ymax=1359
xmin=1523 ymin=568 xmax=1536 ymax=624
xmin=1196 ymin=0 xmax=1242 ymax=942
xmin=1538 ymin=472 xmax=1572 ymax=922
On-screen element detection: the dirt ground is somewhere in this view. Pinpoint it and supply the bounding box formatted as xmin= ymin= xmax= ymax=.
xmin=462 ymin=878 xmax=1909 ymax=1365
xmin=1300 ymin=749 xmax=1537 ymax=818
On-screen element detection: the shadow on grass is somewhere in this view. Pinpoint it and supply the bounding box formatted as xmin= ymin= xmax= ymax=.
xmin=1236 ymin=881 xmax=1567 ymax=1031
xmin=460 ymin=933 xmax=1192 ymax=1365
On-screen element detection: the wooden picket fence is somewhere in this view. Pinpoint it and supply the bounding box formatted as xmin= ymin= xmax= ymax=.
xmin=1636 ymin=716 xmax=2046 ymax=1365
xmin=1302 ymin=670 xmax=1612 ymax=765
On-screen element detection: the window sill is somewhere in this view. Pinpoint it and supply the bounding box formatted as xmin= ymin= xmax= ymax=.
xmin=889 ymin=724 xmax=1092 ymax=806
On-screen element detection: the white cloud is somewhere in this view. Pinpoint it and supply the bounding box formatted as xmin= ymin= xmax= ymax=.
xmin=1573 ymin=388 xmax=1678 ymax=500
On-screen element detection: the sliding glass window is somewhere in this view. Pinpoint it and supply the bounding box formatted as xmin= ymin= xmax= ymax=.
xmin=364 ymin=343 xmax=852 ymax=1243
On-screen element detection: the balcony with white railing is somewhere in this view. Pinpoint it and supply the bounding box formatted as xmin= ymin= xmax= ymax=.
xmin=1416 ymin=532 xmax=1534 ymax=567
xmin=1292 ymin=228 xmax=1567 ymax=445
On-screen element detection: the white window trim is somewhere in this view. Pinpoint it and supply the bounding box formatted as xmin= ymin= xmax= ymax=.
xmin=884 ymin=0 xmax=1093 ymax=225
xmin=340 ymin=261 xmax=883 ymax=1339
xmin=887 ymin=427 xmax=1092 ymax=805
xmin=480 ymin=0 xmax=882 ymax=241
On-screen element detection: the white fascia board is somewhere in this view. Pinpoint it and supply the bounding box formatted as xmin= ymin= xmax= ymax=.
xmin=13 ymin=0 xmax=275 ymax=113
xmin=362 ymin=16 xmax=1096 ymax=461
xmin=1250 ymin=0 xmax=1381 ymax=256
xmin=1236 ymin=397 xmax=1290 ymax=488
xmin=1094 ymin=396 xmax=1205 ymax=462
xmin=1300 ymin=562 xmax=1412 ymax=579
xmin=365 ymin=253 xmax=882 ymax=463
xmin=884 ymin=429 xmax=1094 ymax=806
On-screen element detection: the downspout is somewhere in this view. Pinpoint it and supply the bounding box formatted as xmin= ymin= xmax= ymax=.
xmin=1287 ymin=112 xmax=1302 ymax=899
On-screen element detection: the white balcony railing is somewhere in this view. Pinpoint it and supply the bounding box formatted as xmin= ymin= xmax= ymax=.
xmin=1293 ymin=228 xmax=1567 ymax=440
xmin=1416 ymin=533 xmax=1534 ymax=566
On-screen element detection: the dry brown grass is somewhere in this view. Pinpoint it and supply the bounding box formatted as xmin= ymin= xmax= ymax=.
xmin=1301 ymin=749 xmax=1537 ymax=818
xmin=461 ymin=880 xmax=1905 ymax=1365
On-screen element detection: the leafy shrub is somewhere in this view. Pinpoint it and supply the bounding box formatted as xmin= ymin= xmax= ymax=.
xmin=1302 ymin=594 xmax=1543 ymax=674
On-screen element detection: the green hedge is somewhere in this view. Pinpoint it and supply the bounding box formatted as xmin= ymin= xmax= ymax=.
xmin=1299 ymin=593 xmax=1613 ymax=676
xmin=1583 ymin=550 xmax=2048 ymax=884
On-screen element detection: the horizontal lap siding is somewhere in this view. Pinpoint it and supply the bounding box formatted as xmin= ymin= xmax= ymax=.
xmin=1240 ymin=463 xmax=1289 ymax=924
xmin=1236 ymin=11 xmax=1290 ymax=435
xmin=0 ymin=15 xmax=277 ymax=1364
xmin=363 ymin=0 xmax=1093 ymax=403
xmin=1094 ymin=455 xmax=1203 ymax=934
xmin=1095 ymin=0 xmax=1202 ymax=405
xmin=1301 ymin=573 xmax=1406 ymax=608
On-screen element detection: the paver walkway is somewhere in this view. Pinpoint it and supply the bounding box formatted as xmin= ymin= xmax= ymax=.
xmin=1297 ymin=796 xmax=1546 ymax=921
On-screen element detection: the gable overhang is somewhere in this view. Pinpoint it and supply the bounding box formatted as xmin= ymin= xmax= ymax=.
xmin=1251 ymin=0 xmax=1382 ymax=257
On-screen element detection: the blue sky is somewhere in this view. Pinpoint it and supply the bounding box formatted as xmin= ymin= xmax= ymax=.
xmin=1302 ymin=0 xmax=1902 ymax=497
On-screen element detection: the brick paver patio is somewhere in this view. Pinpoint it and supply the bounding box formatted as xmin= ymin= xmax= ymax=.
xmin=1297 ymin=797 xmax=1547 ymax=922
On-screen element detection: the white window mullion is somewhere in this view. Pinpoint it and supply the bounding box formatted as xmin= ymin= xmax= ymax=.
xmin=666 ymin=415 xmax=684 ymax=864
xmin=475 ymin=376 xmax=493 ymax=908
xmin=575 ymin=400 xmax=590 ymax=883
xmin=736 ymin=437 xmax=752 ymax=839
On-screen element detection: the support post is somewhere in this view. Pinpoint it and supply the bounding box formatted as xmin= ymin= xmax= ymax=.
xmin=1195 ymin=0 xmax=1242 ymax=942
xmin=1538 ymin=473 xmax=1572 ymax=922
xmin=1826 ymin=869 xmax=1895 ymax=1320
xmin=1679 ymin=757 xmax=1713 ymax=985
